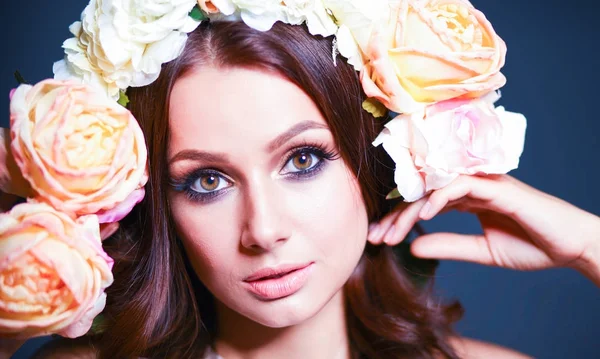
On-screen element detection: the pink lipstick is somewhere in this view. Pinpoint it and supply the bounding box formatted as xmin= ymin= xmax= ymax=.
xmin=244 ymin=263 xmax=314 ymax=300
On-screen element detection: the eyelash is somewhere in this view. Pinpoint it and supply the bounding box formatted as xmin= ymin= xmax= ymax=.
xmin=169 ymin=143 xmax=340 ymax=203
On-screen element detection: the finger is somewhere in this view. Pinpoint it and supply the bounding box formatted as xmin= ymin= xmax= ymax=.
xmin=419 ymin=175 xmax=521 ymax=220
xmin=411 ymin=232 xmax=497 ymax=266
xmin=379 ymin=197 xmax=476 ymax=246
xmin=411 ymin=231 xmax=553 ymax=269
xmin=383 ymin=197 xmax=429 ymax=245
xmin=368 ymin=201 xmax=410 ymax=244
xmin=368 ymin=197 xmax=427 ymax=245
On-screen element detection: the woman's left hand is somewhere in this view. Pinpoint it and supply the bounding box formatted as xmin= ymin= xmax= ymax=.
xmin=368 ymin=174 xmax=600 ymax=286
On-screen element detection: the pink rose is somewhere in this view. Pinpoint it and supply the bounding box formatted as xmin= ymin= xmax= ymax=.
xmin=9 ymin=79 xmax=148 ymax=222
xmin=373 ymin=96 xmax=527 ymax=202
xmin=0 ymin=202 xmax=113 ymax=339
xmin=359 ymin=0 xmax=507 ymax=114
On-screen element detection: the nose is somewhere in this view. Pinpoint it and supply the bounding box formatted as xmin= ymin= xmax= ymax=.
xmin=240 ymin=175 xmax=291 ymax=252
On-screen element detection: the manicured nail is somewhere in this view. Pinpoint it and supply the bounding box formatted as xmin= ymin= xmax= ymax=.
xmin=383 ymin=224 xmax=396 ymax=244
xmin=419 ymin=201 xmax=431 ymax=219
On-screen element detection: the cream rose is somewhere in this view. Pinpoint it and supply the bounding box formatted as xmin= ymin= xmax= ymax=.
xmin=0 ymin=202 xmax=113 ymax=339
xmin=9 ymin=79 xmax=148 ymax=221
xmin=205 ymin=0 xmax=336 ymax=36
xmin=209 ymin=0 xmax=287 ymax=31
xmin=373 ymin=95 xmax=526 ymax=202
xmin=53 ymin=0 xmax=200 ymax=99
xmin=279 ymin=0 xmax=337 ymax=36
xmin=340 ymin=0 xmax=507 ymax=114
xmin=324 ymin=0 xmax=389 ymax=70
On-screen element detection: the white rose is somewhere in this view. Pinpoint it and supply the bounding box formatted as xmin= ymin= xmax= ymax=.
xmin=235 ymin=0 xmax=285 ymax=32
xmin=280 ymin=0 xmax=337 ymax=37
xmin=53 ymin=0 xmax=200 ymax=99
xmin=373 ymin=96 xmax=527 ymax=202
xmin=209 ymin=0 xmax=336 ymax=35
xmin=53 ymin=25 xmax=115 ymax=99
xmin=335 ymin=25 xmax=362 ymax=70
xmin=323 ymin=0 xmax=389 ymax=70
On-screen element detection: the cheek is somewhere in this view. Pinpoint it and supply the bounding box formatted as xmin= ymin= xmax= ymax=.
xmin=169 ymin=195 xmax=241 ymax=286
xmin=297 ymin=163 xmax=368 ymax=266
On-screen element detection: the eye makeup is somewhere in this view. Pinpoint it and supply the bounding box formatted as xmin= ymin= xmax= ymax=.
xmin=168 ymin=141 xmax=340 ymax=204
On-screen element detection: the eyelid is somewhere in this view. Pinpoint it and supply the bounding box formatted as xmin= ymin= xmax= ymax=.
xmin=190 ymin=171 xmax=234 ymax=194
xmin=169 ymin=168 xmax=233 ymax=192
xmin=280 ymin=151 xmax=321 ymax=175
xmin=278 ymin=146 xmax=313 ymax=174
xmin=278 ymin=143 xmax=338 ymax=176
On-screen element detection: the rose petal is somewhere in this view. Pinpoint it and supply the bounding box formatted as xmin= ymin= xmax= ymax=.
xmin=96 ymin=187 xmax=145 ymax=223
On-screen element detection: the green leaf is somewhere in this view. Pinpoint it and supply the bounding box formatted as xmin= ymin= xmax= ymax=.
xmin=117 ymin=90 xmax=130 ymax=107
xmin=362 ymin=98 xmax=387 ymax=118
xmin=385 ymin=188 xmax=402 ymax=200
xmin=189 ymin=5 xmax=207 ymax=22
xmin=14 ymin=71 xmax=27 ymax=85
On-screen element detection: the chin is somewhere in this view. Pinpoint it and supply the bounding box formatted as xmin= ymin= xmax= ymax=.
xmin=238 ymin=289 xmax=335 ymax=328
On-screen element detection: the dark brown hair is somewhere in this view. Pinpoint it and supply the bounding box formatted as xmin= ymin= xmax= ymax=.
xmin=97 ymin=21 xmax=462 ymax=358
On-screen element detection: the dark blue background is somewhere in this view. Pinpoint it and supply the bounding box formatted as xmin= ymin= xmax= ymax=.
xmin=2 ymin=0 xmax=599 ymax=358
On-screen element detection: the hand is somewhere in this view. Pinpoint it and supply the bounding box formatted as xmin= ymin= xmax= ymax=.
xmin=368 ymin=175 xmax=600 ymax=285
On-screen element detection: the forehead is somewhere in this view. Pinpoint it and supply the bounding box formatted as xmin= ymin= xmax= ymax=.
xmin=167 ymin=67 xmax=328 ymax=156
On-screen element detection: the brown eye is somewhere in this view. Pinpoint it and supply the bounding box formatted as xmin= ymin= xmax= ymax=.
xmin=200 ymin=175 xmax=219 ymax=191
xmin=292 ymin=152 xmax=313 ymax=170
xmin=281 ymin=150 xmax=322 ymax=176
xmin=190 ymin=172 xmax=231 ymax=194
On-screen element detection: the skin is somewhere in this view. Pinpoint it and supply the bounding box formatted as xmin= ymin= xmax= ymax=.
xmin=167 ymin=67 xmax=368 ymax=359
xmin=9 ymin=65 xmax=599 ymax=359
xmin=18 ymin=65 xmax=598 ymax=359
xmin=370 ymin=174 xmax=600 ymax=286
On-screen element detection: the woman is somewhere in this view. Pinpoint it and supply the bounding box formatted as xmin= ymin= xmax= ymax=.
xmin=2 ymin=1 xmax=599 ymax=358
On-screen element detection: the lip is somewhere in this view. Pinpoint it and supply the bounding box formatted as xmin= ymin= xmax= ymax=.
xmin=243 ymin=262 xmax=314 ymax=300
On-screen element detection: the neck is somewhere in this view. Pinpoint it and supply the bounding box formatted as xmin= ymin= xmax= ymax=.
xmin=213 ymin=291 xmax=351 ymax=359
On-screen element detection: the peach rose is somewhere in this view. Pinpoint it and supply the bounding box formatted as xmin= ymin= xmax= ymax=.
xmin=9 ymin=79 xmax=148 ymax=222
xmin=373 ymin=95 xmax=526 ymax=202
xmin=0 ymin=202 xmax=113 ymax=339
xmin=359 ymin=0 xmax=507 ymax=114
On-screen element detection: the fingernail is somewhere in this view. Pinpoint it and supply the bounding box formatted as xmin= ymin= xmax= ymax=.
xmin=383 ymin=224 xmax=396 ymax=244
xmin=419 ymin=201 xmax=431 ymax=219
xmin=368 ymin=223 xmax=381 ymax=241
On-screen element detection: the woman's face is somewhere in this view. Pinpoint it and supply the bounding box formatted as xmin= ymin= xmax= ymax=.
xmin=167 ymin=67 xmax=368 ymax=328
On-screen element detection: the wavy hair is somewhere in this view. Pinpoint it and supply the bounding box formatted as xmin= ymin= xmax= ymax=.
xmin=96 ymin=21 xmax=463 ymax=359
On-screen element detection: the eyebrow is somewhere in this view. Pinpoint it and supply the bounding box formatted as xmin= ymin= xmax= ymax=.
xmin=168 ymin=150 xmax=229 ymax=166
xmin=168 ymin=120 xmax=328 ymax=165
xmin=266 ymin=120 xmax=328 ymax=152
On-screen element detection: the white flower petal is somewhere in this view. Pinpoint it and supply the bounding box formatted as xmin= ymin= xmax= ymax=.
xmin=240 ymin=10 xmax=281 ymax=31
xmin=374 ymin=99 xmax=527 ymax=202
xmin=335 ymin=25 xmax=363 ymax=70
xmin=212 ymin=0 xmax=237 ymax=15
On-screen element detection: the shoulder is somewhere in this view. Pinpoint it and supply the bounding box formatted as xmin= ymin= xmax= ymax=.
xmin=30 ymin=337 xmax=98 ymax=359
xmin=449 ymin=336 xmax=533 ymax=359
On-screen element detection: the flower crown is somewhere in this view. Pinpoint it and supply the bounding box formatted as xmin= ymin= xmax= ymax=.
xmin=0 ymin=0 xmax=526 ymax=340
